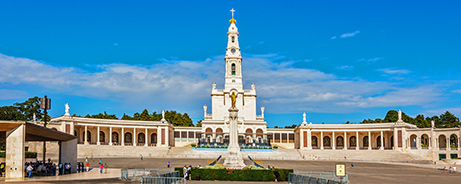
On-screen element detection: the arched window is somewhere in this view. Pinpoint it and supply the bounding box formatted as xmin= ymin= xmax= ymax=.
xmin=336 ymin=136 xmax=344 ymax=147
xmin=99 ymin=131 xmax=105 ymax=143
xmin=151 ymin=133 xmax=157 ymax=144
xmin=323 ymin=136 xmax=331 ymax=147
xmin=125 ymin=132 xmax=132 ymax=144
xmin=439 ymin=135 xmax=447 ymax=148
xmin=377 ymin=136 xmax=382 ymax=147
xmin=231 ymin=36 xmax=235 ymax=43
xmin=350 ymin=136 xmax=357 ymax=147
xmin=112 ymin=132 xmax=119 ymax=143
xmin=363 ymin=136 xmax=369 ymax=147
xmin=312 ymin=136 xmax=318 ymax=147
xmin=231 ymin=64 xmax=236 ymax=75
xmin=84 ymin=131 xmax=91 ymax=143
xmin=138 ymin=133 xmax=145 ymax=144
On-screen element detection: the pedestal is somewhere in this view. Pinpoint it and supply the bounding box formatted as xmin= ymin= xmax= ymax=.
xmin=223 ymin=107 xmax=245 ymax=169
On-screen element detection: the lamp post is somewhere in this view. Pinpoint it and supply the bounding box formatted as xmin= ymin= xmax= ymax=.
xmin=40 ymin=96 xmax=51 ymax=163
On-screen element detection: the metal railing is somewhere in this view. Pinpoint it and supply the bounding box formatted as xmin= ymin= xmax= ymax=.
xmin=121 ymin=168 xmax=178 ymax=182
xmin=140 ymin=176 xmax=185 ymax=184
xmin=288 ymin=170 xmax=348 ymax=184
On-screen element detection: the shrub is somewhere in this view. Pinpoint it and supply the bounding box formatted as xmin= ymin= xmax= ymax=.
xmin=25 ymin=151 xmax=37 ymax=158
xmin=273 ymin=146 xmax=278 ymax=149
xmin=175 ymin=167 xmax=293 ymax=181
xmin=191 ymin=144 xmax=196 ymax=147
xmin=0 ymin=151 xmax=37 ymax=158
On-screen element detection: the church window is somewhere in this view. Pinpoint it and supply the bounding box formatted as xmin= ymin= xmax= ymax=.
xmin=231 ymin=64 xmax=236 ymax=75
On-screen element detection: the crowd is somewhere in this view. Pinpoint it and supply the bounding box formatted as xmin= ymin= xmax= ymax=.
xmin=24 ymin=161 xmax=73 ymax=178
xmin=0 ymin=162 xmax=5 ymax=177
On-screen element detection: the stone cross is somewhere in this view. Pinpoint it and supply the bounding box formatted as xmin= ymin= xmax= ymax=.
xmin=230 ymin=8 xmax=235 ymax=18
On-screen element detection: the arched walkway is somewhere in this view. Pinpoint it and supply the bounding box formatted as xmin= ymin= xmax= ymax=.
xmin=312 ymin=136 xmax=318 ymax=148
xmin=349 ymin=136 xmax=357 ymax=148
xmin=421 ymin=134 xmax=429 ymax=149
xmin=125 ymin=132 xmax=132 ymax=145
xmin=151 ymin=133 xmax=157 ymax=144
xmin=439 ymin=135 xmax=447 ymax=149
xmin=450 ymin=134 xmax=458 ymax=150
xmin=336 ymin=136 xmax=344 ymax=148
xmin=323 ymin=136 xmax=331 ymax=147
xmin=99 ymin=131 xmax=105 ymax=143
xmin=138 ymin=133 xmax=145 ymax=144
xmin=363 ymin=136 xmax=369 ymax=148
xmin=410 ymin=134 xmax=417 ymax=149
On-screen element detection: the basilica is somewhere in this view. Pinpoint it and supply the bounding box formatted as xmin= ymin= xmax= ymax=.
xmin=30 ymin=11 xmax=461 ymax=162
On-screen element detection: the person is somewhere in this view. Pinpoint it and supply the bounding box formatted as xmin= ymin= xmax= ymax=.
xmin=104 ymin=163 xmax=108 ymax=174
xmin=0 ymin=162 xmax=5 ymax=176
xmin=100 ymin=164 xmax=103 ymax=174
xmin=85 ymin=157 xmax=88 ymax=163
xmin=27 ymin=164 xmax=33 ymax=178
xmin=449 ymin=166 xmax=453 ymax=173
xmin=183 ymin=165 xmax=187 ymax=179
xmin=58 ymin=163 xmax=63 ymax=175
xmin=351 ymin=162 xmax=354 ymax=168
xmin=187 ymin=165 xmax=192 ymax=180
xmin=167 ymin=161 xmax=170 ymax=168
xmin=273 ymin=166 xmax=280 ymax=182
xmin=41 ymin=164 xmax=47 ymax=176
xmin=453 ymin=165 xmax=457 ymax=173
xmin=267 ymin=165 xmax=271 ymax=169
xmin=99 ymin=159 xmax=102 ymax=165
xmin=140 ymin=154 xmax=143 ymax=161
xmin=68 ymin=163 xmax=72 ymax=174
xmin=91 ymin=155 xmax=93 ymax=162
xmin=48 ymin=157 xmax=51 ymax=163
xmin=86 ymin=162 xmax=90 ymax=172
xmin=443 ymin=166 xmax=447 ymax=173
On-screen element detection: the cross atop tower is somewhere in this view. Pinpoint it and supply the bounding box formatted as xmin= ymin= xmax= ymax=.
xmin=230 ymin=8 xmax=235 ymax=18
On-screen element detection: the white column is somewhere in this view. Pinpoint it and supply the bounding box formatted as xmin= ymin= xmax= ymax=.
xmin=393 ymin=128 xmax=398 ymax=150
xmin=165 ymin=127 xmax=170 ymax=146
xmin=109 ymin=127 xmax=113 ymax=145
xmin=380 ymin=131 xmax=384 ymax=150
xmin=447 ymin=137 xmax=451 ymax=159
xmin=280 ymin=133 xmax=282 ymax=143
xmin=179 ymin=131 xmax=182 ymax=142
xmin=356 ymin=131 xmax=359 ymax=150
xmin=307 ymin=129 xmax=312 ymax=150
xmin=194 ymin=131 xmax=196 ymax=142
xmin=84 ymin=125 xmax=88 ymax=145
xmin=320 ymin=131 xmax=324 ymax=150
xmin=368 ymin=131 xmax=371 ymax=150
xmin=187 ymin=131 xmax=190 ymax=142
xmin=332 ymin=132 xmax=336 ymax=150
xmin=344 ymin=132 xmax=347 ymax=150
xmin=97 ymin=126 xmax=100 ymax=145
xmin=300 ymin=130 xmax=304 ymax=148
xmin=121 ymin=127 xmax=125 ymax=146
xmin=145 ymin=128 xmax=148 ymax=146
xmin=157 ymin=127 xmax=161 ymax=147
xmin=417 ymin=137 xmax=421 ymax=150
xmin=133 ymin=128 xmax=137 ymax=146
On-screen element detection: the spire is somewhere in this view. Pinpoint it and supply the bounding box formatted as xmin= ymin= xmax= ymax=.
xmin=230 ymin=8 xmax=236 ymax=24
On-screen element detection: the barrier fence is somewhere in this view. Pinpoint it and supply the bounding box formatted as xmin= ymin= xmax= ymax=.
xmin=288 ymin=170 xmax=348 ymax=184
xmin=121 ymin=168 xmax=183 ymax=183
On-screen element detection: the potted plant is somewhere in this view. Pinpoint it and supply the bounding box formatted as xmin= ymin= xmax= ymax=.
xmin=191 ymin=143 xmax=197 ymax=149
xmin=273 ymin=146 xmax=278 ymax=151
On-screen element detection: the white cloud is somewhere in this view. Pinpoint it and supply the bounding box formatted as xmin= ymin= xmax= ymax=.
xmin=451 ymin=89 xmax=461 ymax=93
xmin=357 ymin=57 xmax=384 ymax=63
xmin=0 ymin=53 xmax=443 ymax=115
xmin=335 ymin=65 xmax=354 ymax=71
xmin=340 ymin=30 xmax=360 ymax=38
xmin=0 ymin=89 xmax=28 ymax=100
xmin=330 ymin=36 xmax=337 ymax=40
xmin=378 ymin=68 xmax=411 ymax=75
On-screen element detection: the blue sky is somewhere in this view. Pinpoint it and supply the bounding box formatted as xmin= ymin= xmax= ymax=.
xmin=1 ymin=0 xmax=460 ymax=127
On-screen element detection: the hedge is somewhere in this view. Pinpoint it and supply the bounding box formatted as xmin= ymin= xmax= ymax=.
xmin=175 ymin=167 xmax=293 ymax=181
xmin=0 ymin=151 xmax=37 ymax=158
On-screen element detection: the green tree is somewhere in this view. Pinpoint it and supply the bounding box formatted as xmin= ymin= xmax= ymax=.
xmin=0 ymin=96 xmax=50 ymax=121
xmin=84 ymin=111 xmax=118 ymax=119
xmin=439 ymin=111 xmax=460 ymax=128
xmin=196 ymin=120 xmax=202 ymax=127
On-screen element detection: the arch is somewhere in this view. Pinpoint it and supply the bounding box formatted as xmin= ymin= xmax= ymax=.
xmin=245 ymin=129 xmax=253 ymax=135
xmin=125 ymin=132 xmax=132 ymax=144
xmin=216 ymin=128 xmax=223 ymax=135
xmin=112 ymin=132 xmax=119 ymax=144
xmin=256 ymin=129 xmax=263 ymax=135
xmin=421 ymin=134 xmax=429 ymax=148
xmin=99 ymin=131 xmax=105 ymax=143
xmin=138 ymin=133 xmax=145 ymax=144
xmin=439 ymin=135 xmax=447 ymax=149
xmin=84 ymin=130 xmax=91 ymax=143
xmin=312 ymin=136 xmax=318 ymax=147
xmin=231 ymin=64 xmax=236 ymax=75
xmin=349 ymin=136 xmax=357 ymax=147
xmin=363 ymin=136 xmax=369 ymax=147
xmin=151 ymin=133 xmax=157 ymax=144
xmin=323 ymin=136 xmax=331 ymax=147
xmin=410 ymin=134 xmax=417 ymax=148
xmin=205 ymin=128 xmax=212 ymax=135
xmin=336 ymin=136 xmax=344 ymax=147
xmin=377 ymin=136 xmax=384 ymax=147
xmin=450 ymin=134 xmax=458 ymax=149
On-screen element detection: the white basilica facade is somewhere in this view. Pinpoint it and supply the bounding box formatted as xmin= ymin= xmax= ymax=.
xmin=29 ymin=11 xmax=461 ymax=162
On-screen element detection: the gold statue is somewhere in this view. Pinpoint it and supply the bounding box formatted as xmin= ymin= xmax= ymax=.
xmin=230 ymin=91 xmax=237 ymax=108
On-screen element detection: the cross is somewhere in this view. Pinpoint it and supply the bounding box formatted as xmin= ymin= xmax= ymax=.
xmin=230 ymin=8 xmax=235 ymax=18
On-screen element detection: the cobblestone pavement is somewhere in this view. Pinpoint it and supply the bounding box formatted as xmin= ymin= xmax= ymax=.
xmin=2 ymin=157 xmax=461 ymax=183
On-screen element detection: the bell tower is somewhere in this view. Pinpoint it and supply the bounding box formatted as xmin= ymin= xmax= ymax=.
xmin=224 ymin=8 xmax=243 ymax=90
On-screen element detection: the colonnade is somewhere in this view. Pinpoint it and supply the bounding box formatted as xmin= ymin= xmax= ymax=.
xmin=299 ymin=130 xmax=392 ymax=150
xmin=78 ymin=125 xmax=170 ymax=147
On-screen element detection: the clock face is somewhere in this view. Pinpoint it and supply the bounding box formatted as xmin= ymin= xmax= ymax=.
xmin=231 ymin=48 xmax=236 ymax=53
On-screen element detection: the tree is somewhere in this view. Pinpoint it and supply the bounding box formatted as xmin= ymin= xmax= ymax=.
xmin=0 ymin=96 xmax=50 ymax=121
xmin=284 ymin=124 xmax=297 ymax=128
xmin=84 ymin=111 xmax=118 ymax=119
xmin=439 ymin=111 xmax=460 ymax=128
xmin=196 ymin=120 xmax=202 ymax=127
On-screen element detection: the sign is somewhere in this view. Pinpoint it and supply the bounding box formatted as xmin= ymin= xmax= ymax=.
xmin=39 ymin=97 xmax=51 ymax=109
xmin=335 ymin=163 xmax=346 ymax=177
